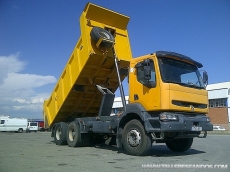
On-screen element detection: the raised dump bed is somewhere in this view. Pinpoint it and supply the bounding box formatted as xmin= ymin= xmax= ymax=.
xmin=43 ymin=3 xmax=132 ymax=127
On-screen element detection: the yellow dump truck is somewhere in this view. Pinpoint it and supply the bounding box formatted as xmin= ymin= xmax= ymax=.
xmin=43 ymin=3 xmax=213 ymax=156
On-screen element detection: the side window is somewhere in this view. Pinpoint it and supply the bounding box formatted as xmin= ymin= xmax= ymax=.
xmin=136 ymin=60 xmax=156 ymax=86
xmin=1 ymin=120 xmax=5 ymax=124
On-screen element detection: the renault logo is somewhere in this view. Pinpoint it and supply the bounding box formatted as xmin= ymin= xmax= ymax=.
xmin=190 ymin=105 xmax=194 ymax=112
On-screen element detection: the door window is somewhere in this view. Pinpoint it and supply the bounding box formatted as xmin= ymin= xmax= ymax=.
xmin=136 ymin=59 xmax=156 ymax=87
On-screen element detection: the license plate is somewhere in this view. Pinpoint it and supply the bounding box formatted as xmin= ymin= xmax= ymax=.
xmin=191 ymin=126 xmax=202 ymax=131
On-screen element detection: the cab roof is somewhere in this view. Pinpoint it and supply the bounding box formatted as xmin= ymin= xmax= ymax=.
xmin=155 ymin=51 xmax=203 ymax=68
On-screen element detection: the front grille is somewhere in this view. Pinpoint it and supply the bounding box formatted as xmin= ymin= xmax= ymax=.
xmin=172 ymin=100 xmax=207 ymax=109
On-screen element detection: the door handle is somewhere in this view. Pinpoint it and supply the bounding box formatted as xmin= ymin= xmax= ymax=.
xmin=134 ymin=94 xmax=139 ymax=100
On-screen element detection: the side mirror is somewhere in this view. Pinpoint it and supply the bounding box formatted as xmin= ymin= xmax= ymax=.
xmin=144 ymin=66 xmax=151 ymax=80
xmin=203 ymin=71 xmax=208 ymax=85
xmin=144 ymin=59 xmax=151 ymax=80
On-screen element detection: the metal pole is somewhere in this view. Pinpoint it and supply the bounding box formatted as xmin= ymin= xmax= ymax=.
xmin=112 ymin=48 xmax=127 ymax=112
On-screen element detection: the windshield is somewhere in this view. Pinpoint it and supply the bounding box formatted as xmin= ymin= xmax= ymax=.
xmin=158 ymin=57 xmax=205 ymax=88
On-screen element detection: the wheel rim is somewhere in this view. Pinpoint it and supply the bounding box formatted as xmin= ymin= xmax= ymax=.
xmin=127 ymin=129 xmax=141 ymax=147
xmin=56 ymin=127 xmax=61 ymax=140
xmin=99 ymin=32 xmax=110 ymax=39
xmin=69 ymin=127 xmax=76 ymax=142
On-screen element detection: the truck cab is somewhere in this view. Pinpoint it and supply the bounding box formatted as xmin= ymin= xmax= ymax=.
xmin=129 ymin=51 xmax=208 ymax=113
xmin=126 ymin=51 xmax=212 ymax=134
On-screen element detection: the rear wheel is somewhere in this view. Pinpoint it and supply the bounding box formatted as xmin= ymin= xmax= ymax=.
xmin=67 ymin=121 xmax=91 ymax=147
xmin=18 ymin=128 xmax=23 ymax=133
xmin=54 ymin=122 xmax=68 ymax=145
xmin=122 ymin=119 xmax=152 ymax=156
xmin=67 ymin=121 xmax=83 ymax=147
xmin=165 ymin=138 xmax=193 ymax=152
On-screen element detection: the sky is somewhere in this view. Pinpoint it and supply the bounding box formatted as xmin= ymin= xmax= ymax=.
xmin=0 ymin=0 xmax=230 ymax=119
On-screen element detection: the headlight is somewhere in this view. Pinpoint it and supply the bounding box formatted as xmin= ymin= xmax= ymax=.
xmin=160 ymin=113 xmax=178 ymax=121
xmin=206 ymin=117 xmax=211 ymax=122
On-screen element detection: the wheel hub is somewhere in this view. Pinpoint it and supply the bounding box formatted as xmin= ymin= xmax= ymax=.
xmin=127 ymin=129 xmax=141 ymax=147
xmin=69 ymin=128 xmax=76 ymax=141
xmin=99 ymin=32 xmax=110 ymax=39
xmin=56 ymin=128 xmax=61 ymax=140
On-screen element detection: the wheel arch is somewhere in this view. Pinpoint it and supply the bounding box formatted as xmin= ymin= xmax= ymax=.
xmin=118 ymin=103 xmax=147 ymax=133
xmin=119 ymin=113 xmax=143 ymax=129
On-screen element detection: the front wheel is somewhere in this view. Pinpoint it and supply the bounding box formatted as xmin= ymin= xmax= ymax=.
xmin=165 ymin=138 xmax=193 ymax=152
xmin=122 ymin=119 xmax=152 ymax=156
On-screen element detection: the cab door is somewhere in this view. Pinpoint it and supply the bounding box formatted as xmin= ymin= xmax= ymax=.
xmin=129 ymin=57 xmax=160 ymax=111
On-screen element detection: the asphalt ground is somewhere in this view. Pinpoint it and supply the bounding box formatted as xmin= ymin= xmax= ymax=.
xmin=0 ymin=132 xmax=229 ymax=172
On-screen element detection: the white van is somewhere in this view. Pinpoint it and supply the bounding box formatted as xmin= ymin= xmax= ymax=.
xmin=27 ymin=122 xmax=39 ymax=132
xmin=0 ymin=116 xmax=28 ymax=133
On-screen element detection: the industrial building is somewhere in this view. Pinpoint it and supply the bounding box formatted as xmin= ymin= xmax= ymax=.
xmin=112 ymin=82 xmax=230 ymax=131
xmin=206 ymin=82 xmax=230 ymax=130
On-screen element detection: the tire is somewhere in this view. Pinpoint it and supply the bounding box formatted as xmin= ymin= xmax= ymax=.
xmin=122 ymin=119 xmax=152 ymax=156
xmin=90 ymin=26 xmax=114 ymax=48
xmin=54 ymin=122 xmax=68 ymax=145
xmin=67 ymin=121 xmax=83 ymax=147
xmin=18 ymin=128 xmax=23 ymax=133
xmin=165 ymin=138 xmax=193 ymax=152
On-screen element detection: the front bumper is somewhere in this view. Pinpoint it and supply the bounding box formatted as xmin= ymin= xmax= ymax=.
xmin=145 ymin=113 xmax=213 ymax=132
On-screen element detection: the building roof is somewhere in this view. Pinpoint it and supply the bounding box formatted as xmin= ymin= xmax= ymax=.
xmin=206 ymin=82 xmax=230 ymax=91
